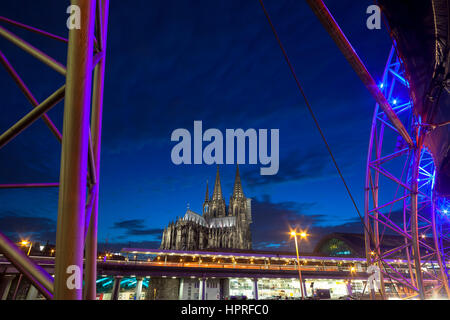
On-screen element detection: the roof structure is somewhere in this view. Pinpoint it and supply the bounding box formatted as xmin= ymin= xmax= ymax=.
xmin=380 ymin=0 xmax=450 ymax=196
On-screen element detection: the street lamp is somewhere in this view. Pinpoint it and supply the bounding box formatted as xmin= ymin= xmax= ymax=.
xmin=290 ymin=229 xmax=308 ymax=300
xmin=12 ymin=239 xmax=33 ymax=299
xmin=19 ymin=240 xmax=32 ymax=255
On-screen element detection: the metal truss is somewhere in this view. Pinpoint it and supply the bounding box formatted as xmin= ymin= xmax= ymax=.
xmin=364 ymin=45 xmax=450 ymax=299
xmin=0 ymin=0 xmax=109 ymax=299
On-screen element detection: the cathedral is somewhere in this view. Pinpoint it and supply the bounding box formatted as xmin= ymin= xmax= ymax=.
xmin=160 ymin=165 xmax=252 ymax=250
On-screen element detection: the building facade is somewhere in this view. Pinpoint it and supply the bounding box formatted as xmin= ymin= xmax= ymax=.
xmin=160 ymin=166 xmax=252 ymax=250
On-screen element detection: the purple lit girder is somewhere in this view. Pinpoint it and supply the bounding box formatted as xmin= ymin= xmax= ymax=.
xmin=84 ymin=0 xmax=110 ymax=300
xmin=305 ymin=0 xmax=413 ymax=148
xmin=364 ymin=44 xmax=450 ymax=299
xmin=0 ymin=0 xmax=109 ymax=300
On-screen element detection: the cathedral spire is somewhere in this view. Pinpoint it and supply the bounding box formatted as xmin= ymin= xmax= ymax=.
xmin=212 ymin=165 xmax=223 ymax=200
xmin=232 ymin=164 xmax=244 ymax=199
xmin=205 ymin=180 xmax=209 ymax=202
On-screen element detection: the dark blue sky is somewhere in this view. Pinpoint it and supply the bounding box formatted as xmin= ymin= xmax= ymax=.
xmin=0 ymin=0 xmax=393 ymax=252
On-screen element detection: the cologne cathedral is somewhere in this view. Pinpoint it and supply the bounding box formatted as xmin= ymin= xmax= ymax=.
xmin=160 ymin=165 xmax=252 ymax=250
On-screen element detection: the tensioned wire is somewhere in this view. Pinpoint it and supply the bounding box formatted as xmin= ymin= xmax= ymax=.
xmin=257 ymin=0 xmax=406 ymax=298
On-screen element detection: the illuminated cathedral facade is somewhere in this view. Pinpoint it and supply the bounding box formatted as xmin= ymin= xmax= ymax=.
xmin=160 ymin=166 xmax=252 ymax=250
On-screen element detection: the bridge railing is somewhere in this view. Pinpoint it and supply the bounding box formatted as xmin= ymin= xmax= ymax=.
xmin=101 ymin=259 xmax=358 ymax=272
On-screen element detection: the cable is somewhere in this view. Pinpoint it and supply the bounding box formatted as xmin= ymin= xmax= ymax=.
xmin=258 ymin=0 xmax=402 ymax=299
xmin=258 ymin=0 xmax=367 ymax=236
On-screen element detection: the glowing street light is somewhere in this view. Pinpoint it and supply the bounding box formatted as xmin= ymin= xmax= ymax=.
xmin=13 ymin=239 xmax=33 ymax=299
xmin=289 ymin=229 xmax=308 ymax=300
xmin=19 ymin=239 xmax=32 ymax=256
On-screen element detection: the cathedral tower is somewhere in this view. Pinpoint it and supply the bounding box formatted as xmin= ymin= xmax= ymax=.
xmin=208 ymin=166 xmax=226 ymax=218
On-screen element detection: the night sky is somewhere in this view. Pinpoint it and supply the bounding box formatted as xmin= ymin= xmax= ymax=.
xmin=0 ymin=0 xmax=393 ymax=252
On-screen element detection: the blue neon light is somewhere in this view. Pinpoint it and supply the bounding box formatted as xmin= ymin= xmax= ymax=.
xmin=96 ymin=277 xmax=110 ymax=284
xmin=102 ymin=280 xmax=113 ymax=287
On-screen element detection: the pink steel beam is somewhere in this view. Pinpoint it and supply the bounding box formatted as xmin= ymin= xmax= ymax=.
xmin=305 ymin=0 xmax=413 ymax=147
xmin=0 ymin=16 xmax=68 ymax=43
xmin=0 ymin=50 xmax=62 ymax=142
xmin=84 ymin=0 xmax=110 ymax=300
xmin=0 ymin=183 xmax=59 ymax=189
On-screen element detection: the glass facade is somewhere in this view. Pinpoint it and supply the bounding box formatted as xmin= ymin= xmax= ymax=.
xmin=229 ymin=278 xmax=255 ymax=299
xmin=257 ymin=278 xmax=301 ymax=299
xmin=95 ymin=276 xmax=368 ymax=300
xmin=305 ymin=279 xmax=348 ymax=298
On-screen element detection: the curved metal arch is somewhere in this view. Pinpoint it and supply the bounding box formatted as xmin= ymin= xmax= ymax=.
xmin=364 ymin=45 xmax=450 ymax=300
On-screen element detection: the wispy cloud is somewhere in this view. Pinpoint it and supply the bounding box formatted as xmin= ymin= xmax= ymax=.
xmin=112 ymin=219 xmax=163 ymax=238
xmin=0 ymin=211 xmax=56 ymax=243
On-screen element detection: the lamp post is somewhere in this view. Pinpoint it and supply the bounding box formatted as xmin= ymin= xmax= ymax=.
xmin=349 ymin=266 xmax=356 ymax=298
xmin=290 ymin=230 xmax=307 ymax=300
xmin=12 ymin=240 xmax=32 ymax=299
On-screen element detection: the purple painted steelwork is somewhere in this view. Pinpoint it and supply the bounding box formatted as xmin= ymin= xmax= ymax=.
xmin=0 ymin=16 xmax=68 ymax=43
xmin=0 ymin=25 xmax=66 ymax=75
xmin=0 ymin=0 xmax=109 ymax=300
xmin=84 ymin=0 xmax=110 ymax=300
xmin=54 ymin=0 xmax=96 ymax=300
xmin=305 ymin=0 xmax=413 ymax=147
xmin=0 ymin=183 xmax=59 ymax=189
xmin=0 ymin=50 xmax=62 ymax=142
xmin=364 ymin=44 xmax=450 ymax=299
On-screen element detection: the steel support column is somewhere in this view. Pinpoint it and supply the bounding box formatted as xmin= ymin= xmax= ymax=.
xmin=54 ymin=0 xmax=96 ymax=300
xmin=431 ymin=197 xmax=450 ymax=297
xmin=253 ymin=278 xmax=258 ymax=300
xmin=410 ymin=146 xmax=425 ymax=299
xmin=135 ymin=277 xmax=143 ymax=300
xmin=84 ymin=0 xmax=110 ymax=300
xmin=26 ymin=285 xmax=39 ymax=300
xmin=111 ymin=276 xmax=122 ymax=300
xmin=199 ymin=278 xmax=206 ymax=300
xmin=0 ymin=275 xmax=14 ymax=300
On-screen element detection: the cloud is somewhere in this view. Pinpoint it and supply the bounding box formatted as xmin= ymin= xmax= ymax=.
xmin=251 ymin=195 xmax=320 ymax=250
xmin=250 ymin=195 xmax=368 ymax=252
xmin=242 ymin=148 xmax=332 ymax=187
xmin=0 ymin=211 xmax=56 ymax=243
xmin=112 ymin=219 xmax=163 ymax=237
